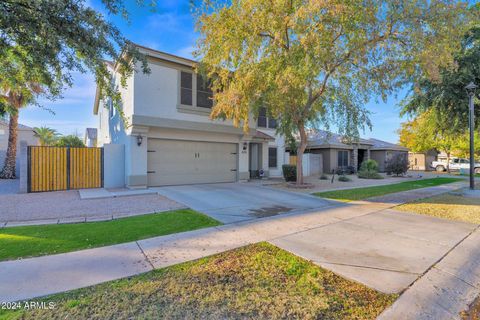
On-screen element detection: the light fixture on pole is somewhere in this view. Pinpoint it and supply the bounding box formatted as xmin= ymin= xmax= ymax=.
xmin=465 ymin=82 xmax=477 ymax=190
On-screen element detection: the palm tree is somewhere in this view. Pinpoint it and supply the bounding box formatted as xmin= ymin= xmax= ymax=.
xmin=33 ymin=126 xmax=59 ymax=146
xmin=0 ymin=49 xmax=44 ymax=179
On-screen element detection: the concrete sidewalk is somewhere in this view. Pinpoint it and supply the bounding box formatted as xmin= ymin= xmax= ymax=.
xmin=378 ymin=227 xmax=480 ymax=320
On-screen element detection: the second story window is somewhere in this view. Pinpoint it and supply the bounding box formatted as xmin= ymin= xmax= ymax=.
xmin=180 ymin=72 xmax=193 ymax=106
xmin=196 ymin=74 xmax=213 ymax=109
xmin=179 ymin=71 xmax=213 ymax=110
xmin=257 ymin=107 xmax=277 ymax=129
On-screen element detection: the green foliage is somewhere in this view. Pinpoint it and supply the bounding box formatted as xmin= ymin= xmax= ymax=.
xmin=0 ymin=0 xmax=151 ymax=117
xmin=282 ymin=164 xmax=297 ymax=182
xmin=33 ymin=126 xmax=59 ymax=146
xmin=55 ymin=135 xmax=85 ymax=147
xmin=385 ymin=154 xmax=409 ymax=176
xmin=402 ymin=25 xmax=480 ymax=132
xmin=398 ymin=110 xmax=464 ymax=166
xmin=194 ymin=0 xmax=474 ymax=185
xmin=338 ymin=175 xmax=351 ymax=182
xmin=358 ymin=159 xmax=384 ymax=179
xmin=319 ymin=174 xmax=328 ymax=180
xmin=360 ymin=159 xmax=379 ymax=172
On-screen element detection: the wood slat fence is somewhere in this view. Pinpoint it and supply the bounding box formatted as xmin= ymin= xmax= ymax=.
xmin=28 ymin=146 xmax=104 ymax=192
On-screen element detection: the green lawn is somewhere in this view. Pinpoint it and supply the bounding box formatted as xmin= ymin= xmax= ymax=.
xmin=313 ymin=177 xmax=462 ymax=201
xmin=0 ymin=243 xmax=397 ymax=320
xmin=0 ymin=209 xmax=220 ymax=261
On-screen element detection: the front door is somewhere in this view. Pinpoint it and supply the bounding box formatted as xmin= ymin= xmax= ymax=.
xmin=249 ymin=143 xmax=262 ymax=178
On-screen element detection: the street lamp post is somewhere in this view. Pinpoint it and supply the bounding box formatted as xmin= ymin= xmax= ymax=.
xmin=465 ymin=82 xmax=478 ymax=190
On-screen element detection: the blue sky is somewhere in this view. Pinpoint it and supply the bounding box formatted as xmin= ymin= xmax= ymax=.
xmin=19 ymin=0 xmax=408 ymax=143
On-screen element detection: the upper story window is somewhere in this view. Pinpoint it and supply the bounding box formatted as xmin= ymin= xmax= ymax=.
xmin=257 ymin=107 xmax=277 ymax=129
xmin=180 ymin=72 xmax=193 ymax=106
xmin=179 ymin=71 xmax=213 ymax=110
xmin=196 ymin=74 xmax=213 ymax=109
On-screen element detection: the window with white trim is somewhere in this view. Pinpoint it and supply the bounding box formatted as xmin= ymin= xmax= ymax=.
xmin=196 ymin=74 xmax=213 ymax=109
xmin=179 ymin=71 xmax=213 ymax=109
xmin=257 ymin=107 xmax=277 ymax=129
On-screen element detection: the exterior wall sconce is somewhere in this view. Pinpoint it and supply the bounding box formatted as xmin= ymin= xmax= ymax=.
xmin=242 ymin=142 xmax=247 ymax=151
xmin=136 ymin=135 xmax=143 ymax=146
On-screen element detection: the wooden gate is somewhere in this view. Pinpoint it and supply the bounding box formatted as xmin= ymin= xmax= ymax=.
xmin=28 ymin=146 xmax=104 ymax=192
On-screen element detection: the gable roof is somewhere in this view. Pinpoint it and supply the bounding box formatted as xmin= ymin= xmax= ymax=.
xmin=368 ymin=138 xmax=409 ymax=151
xmin=304 ymin=130 xmax=408 ymax=151
xmin=307 ymin=130 xmax=374 ymax=149
xmin=0 ymin=119 xmax=34 ymax=130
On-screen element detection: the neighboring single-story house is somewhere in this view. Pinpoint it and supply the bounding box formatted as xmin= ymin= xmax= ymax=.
xmin=295 ymin=130 xmax=409 ymax=173
xmin=368 ymin=138 xmax=410 ymax=172
xmin=84 ymin=128 xmax=97 ymax=147
xmin=0 ymin=119 xmax=39 ymax=176
xmin=408 ymin=150 xmax=439 ymax=171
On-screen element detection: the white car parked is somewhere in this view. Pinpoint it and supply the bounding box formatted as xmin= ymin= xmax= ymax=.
xmin=431 ymin=157 xmax=480 ymax=173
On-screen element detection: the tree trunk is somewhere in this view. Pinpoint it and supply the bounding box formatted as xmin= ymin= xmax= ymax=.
xmin=296 ymin=124 xmax=307 ymax=185
xmin=446 ymin=152 xmax=451 ymax=174
xmin=0 ymin=113 xmax=19 ymax=179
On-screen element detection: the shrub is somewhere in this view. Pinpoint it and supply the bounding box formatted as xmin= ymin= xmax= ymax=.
xmin=282 ymin=164 xmax=297 ymax=182
xmin=338 ymin=175 xmax=351 ymax=182
xmin=55 ymin=135 xmax=85 ymax=147
xmin=385 ymin=153 xmax=409 ymax=176
xmin=319 ymin=174 xmax=328 ymax=180
xmin=357 ymin=159 xmax=384 ymax=179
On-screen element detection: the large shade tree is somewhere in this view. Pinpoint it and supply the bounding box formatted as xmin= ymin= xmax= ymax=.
xmin=194 ymin=0 xmax=476 ymax=184
xmin=0 ymin=0 xmax=150 ymax=104
xmin=402 ymin=22 xmax=480 ymax=132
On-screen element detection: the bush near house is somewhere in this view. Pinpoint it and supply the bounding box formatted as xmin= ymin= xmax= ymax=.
xmin=357 ymin=159 xmax=384 ymax=179
xmin=338 ymin=175 xmax=351 ymax=182
xmin=385 ymin=153 xmax=409 ymax=176
xmin=282 ymin=164 xmax=297 ymax=182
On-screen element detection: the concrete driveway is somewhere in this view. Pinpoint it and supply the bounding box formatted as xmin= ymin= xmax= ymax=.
xmin=153 ymin=183 xmax=334 ymax=223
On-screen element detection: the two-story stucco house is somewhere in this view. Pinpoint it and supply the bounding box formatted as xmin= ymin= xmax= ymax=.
xmin=94 ymin=45 xmax=286 ymax=188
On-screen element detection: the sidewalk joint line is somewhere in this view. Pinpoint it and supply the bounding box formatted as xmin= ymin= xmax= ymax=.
xmin=312 ymin=260 xmax=420 ymax=275
xmin=135 ymin=241 xmax=155 ymax=270
xmin=433 ymin=265 xmax=480 ymax=290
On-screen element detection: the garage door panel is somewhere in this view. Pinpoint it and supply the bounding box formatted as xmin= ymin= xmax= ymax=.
xmin=147 ymin=139 xmax=237 ymax=186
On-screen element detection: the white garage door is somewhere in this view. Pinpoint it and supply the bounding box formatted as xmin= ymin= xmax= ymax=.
xmin=147 ymin=139 xmax=238 ymax=186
